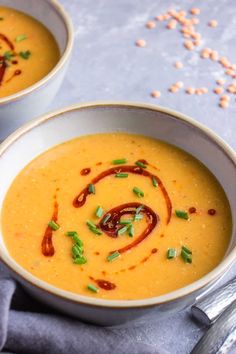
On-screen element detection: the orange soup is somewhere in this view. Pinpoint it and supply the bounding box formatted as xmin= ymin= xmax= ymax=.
xmin=1 ymin=133 xmax=231 ymax=300
xmin=0 ymin=6 xmax=60 ymax=98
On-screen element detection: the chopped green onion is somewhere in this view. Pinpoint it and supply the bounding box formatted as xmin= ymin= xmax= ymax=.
xmin=74 ymin=256 xmax=87 ymax=264
xmin=72 ymin=244 xmax=83 ymax=257
xmin=86 ymin=220 xmax=97 ymax=229
xmin=181 ymin=246 xmax=192 ymax=255
xmin=86 ymin=220 xmax=102 ymax=235
xmin=118 ymin=225 xmax=128 ymax=235
xmin=88 ymin=183 xmax=95 ymax=194
xmin=102 ymin=213 xmax=111 ymax=225
xmin=115 ymin=173 xmax=128 ymax=178
xmin=95 ymin=206 xmax=104 ymax=218
xmin=107 ymin=251 xmax=120 ymax=262
xmin=135 ymin=161 xmax=147 ymax=169
xmin=167 ymin=248 xmax=177 ymax=259
xmin=133 ymin=186 xmax=144 ymax=198
xmin=136 ymin=205 xmax=144 ymax=214
xmin=19 ymin=50 xmax=31 ymax=59
xmin=152 ymin=177 xmax=158 ymax=187
xmin=175 ymin=210 xmax=189 ymax=220
xmin=48 ymin=220 xmax=60 ymax=231
xmin=66 ymin=231 xmax=78 ymax=237
xmin=112 ymin=158 xmax=127 ymax=165
xmin=87 ymin=283 xmax=99 ymax=293
xmin=4 ymin=51 xmax=13 ymax=61
xmin=181 ymin=247 xmax=192 ymax=263
xmin=134 ymin=214 xmax=143 ymax=221
xmin=119 ymin=218 xmax=133 ymax=225
xmin=128 ymin=224 xmax=134 ymax=237
xmin=15 ymin=34 xmax=27 ymax=42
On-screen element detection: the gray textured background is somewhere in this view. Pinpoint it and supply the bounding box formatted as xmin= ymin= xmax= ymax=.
xmin=49 ymin=0 xmax=236 ymax=352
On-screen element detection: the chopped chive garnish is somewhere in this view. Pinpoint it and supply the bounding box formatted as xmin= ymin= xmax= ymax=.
xmin=86 ymin=220 xmax=102 ymax=235
xmin=152 ymin=177 xmax=158 ymax=187
xmin=66 ymin=231 xmax=78 ymax=237
xmin=115 ymin=173 xmax=128 ymax=178
xmin=86 ymin=220 xmax=97 ymax=229
xmin=181 ymin=248 xmax=192 ymax=263
xmin=119 ymin=218 xmax=133 ymax=225
xmin=15 ymin=34 xmax=27 ymax=42
xmin=136 ymin=205 xmax=144 ymax=214
xmin=112 ymin=158 xmax=127 ymax=165
xmin=48 ymin=220 xmax=60 ymax=231
xmin=135 ymin=161 xmax=147 ymax=169
xmin=88 ymin=183 xmax=95 ymax=194
xmin=107 ymin=251 xmax=120 ymax=262
xmin=89 ymin=227 xmax=102 ymax=235
xmin=19 ymin=50 xmax=31 ymax=59
xmin=102 ymin=213 xmax=111 ymax=225
xmin=167 ymin=248 xmax=177 ymax=259
xmin=95 ymin=206 xmax=104 ymax=218
xmin=87 ymin=283 xmax=99 ymax=293
xmin=4 ymin=51 xmax=13 ymax=61
xmin=181 ymin=246 xmax=192 ymax=255
xmin=175 ymin=210 xmax=189 ymax=220
xmin=118 ymin=225 xmax=128 ymax=235
xmin=72 ymin=244 xmax=83 ymax=257
xmin=128 ymin=224 xmax=134 ymax=237
xmin=133 ymin=186 xmax=144 ymax=198
xmin=134 ymin=214 xmax=143 ymax=221
xmin=74 ymin=256 xmax=87 ymax=264
xmin=73 ymin=235 xmax=83 ymax=247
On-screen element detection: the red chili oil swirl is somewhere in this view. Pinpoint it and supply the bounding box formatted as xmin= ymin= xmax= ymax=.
xmin=0 ymin=34 xmax=14 ymax=51
xmin=41 ymin=200 xmax=58 ymax=256
xmin=89 ymin=276 xmax=116 ymax=290
xmin=5 ymin=69 xmax=22 ymax=83
xmin=189 ymin=207 xmax=196 ymax=214
xmin=0 ymin=60 xmax=7 ymax=85
xmin=73 ymin=165 xmax=172 ymax=224
xmin=80 ymin=167 xmax=91 ymax=176
xmin=208 ymin=208 xmax=216 ymax=216
xmin=99 ymin=202 xmax=159 ymax=254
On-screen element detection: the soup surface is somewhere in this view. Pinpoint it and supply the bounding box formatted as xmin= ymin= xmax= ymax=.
xmin=0 ymin=6 xmax=60 ymax=98
xmin=1 ymin=133 xmax=231 ymax=300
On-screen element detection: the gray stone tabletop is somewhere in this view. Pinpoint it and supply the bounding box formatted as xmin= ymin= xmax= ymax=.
xmin=48 ymin=0 xmax=236 ymax=353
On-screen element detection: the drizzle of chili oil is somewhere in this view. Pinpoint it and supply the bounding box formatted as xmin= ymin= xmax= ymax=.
xmin=0 ymin=34 xmax=22 ymax=85
xmin=208 ymin=208 xmax=216 ymax=216
xmin=41 ymin=200 xmax=58 ymax=256
xmin=99 ymin=202 xmax=159 ymax=254
xmin=73 ymin=164 xmax=172 ymax=224
xmin=89 ymin=276 xmax=116 ymax=290
xmin=80 ymin=167 xmax=91 ymax=176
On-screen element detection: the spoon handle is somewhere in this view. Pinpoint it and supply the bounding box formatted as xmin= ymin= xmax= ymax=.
xmin=191 ymin=299 xmax=236 ymax=354
xmin=191 ymin=277 xmax=236 ymax=325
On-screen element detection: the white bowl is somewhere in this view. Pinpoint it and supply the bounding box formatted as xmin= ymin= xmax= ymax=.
xmin=0 ymin=102 xmax=236 ymax=325
xmin=0 ymin=0 xmax=73 ymax=141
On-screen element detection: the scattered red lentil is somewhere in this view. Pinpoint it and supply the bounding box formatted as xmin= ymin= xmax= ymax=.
xmin=208 ymin=209 xmax=216 ymax=215
xmin=213 ymin=87 xmax=224 ymax=95
xmin=186 ymin=87 xmax=195 ymax=95
xmin=184 ymin=40 xmax=194 ymax=50
xmin=189 ymin=207 xmax=196 ymax=214
xmin=190 ymin=7 xmax=200 ymax=15
xmin=151 ymin=90 xmax=161 ymax=98
xmin=146 ymin=21 xmax=156 ymax=29
xmin=135 ymin=39 xmax=146 ymax=47
xmin=174 ymin=61 xmax=183 ymax=69
xmin=208 ymin=20 xmax=218 ymax=28
xmin=216 ymin=78 xmax=225 ymax=85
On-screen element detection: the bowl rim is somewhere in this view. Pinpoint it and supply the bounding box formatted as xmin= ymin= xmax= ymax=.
xmin=0 ymin=0 xmax=73 ymax=105
xmin=1 ymin=101 xmax=236 ymax=309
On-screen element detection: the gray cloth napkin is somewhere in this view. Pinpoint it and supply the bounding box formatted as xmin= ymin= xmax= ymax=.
xmin=0 ymin=262 xmax=204 ymax=354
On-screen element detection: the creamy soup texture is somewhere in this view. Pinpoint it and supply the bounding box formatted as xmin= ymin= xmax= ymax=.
xmin=1 ymin=133 xmax=231 ymax=300
xmin=0 ymin=6 xmax=60 ymax=98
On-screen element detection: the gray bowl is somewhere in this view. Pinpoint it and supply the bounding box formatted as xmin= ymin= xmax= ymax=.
xmin=0 ymin=102 xmax=236 ymax=325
